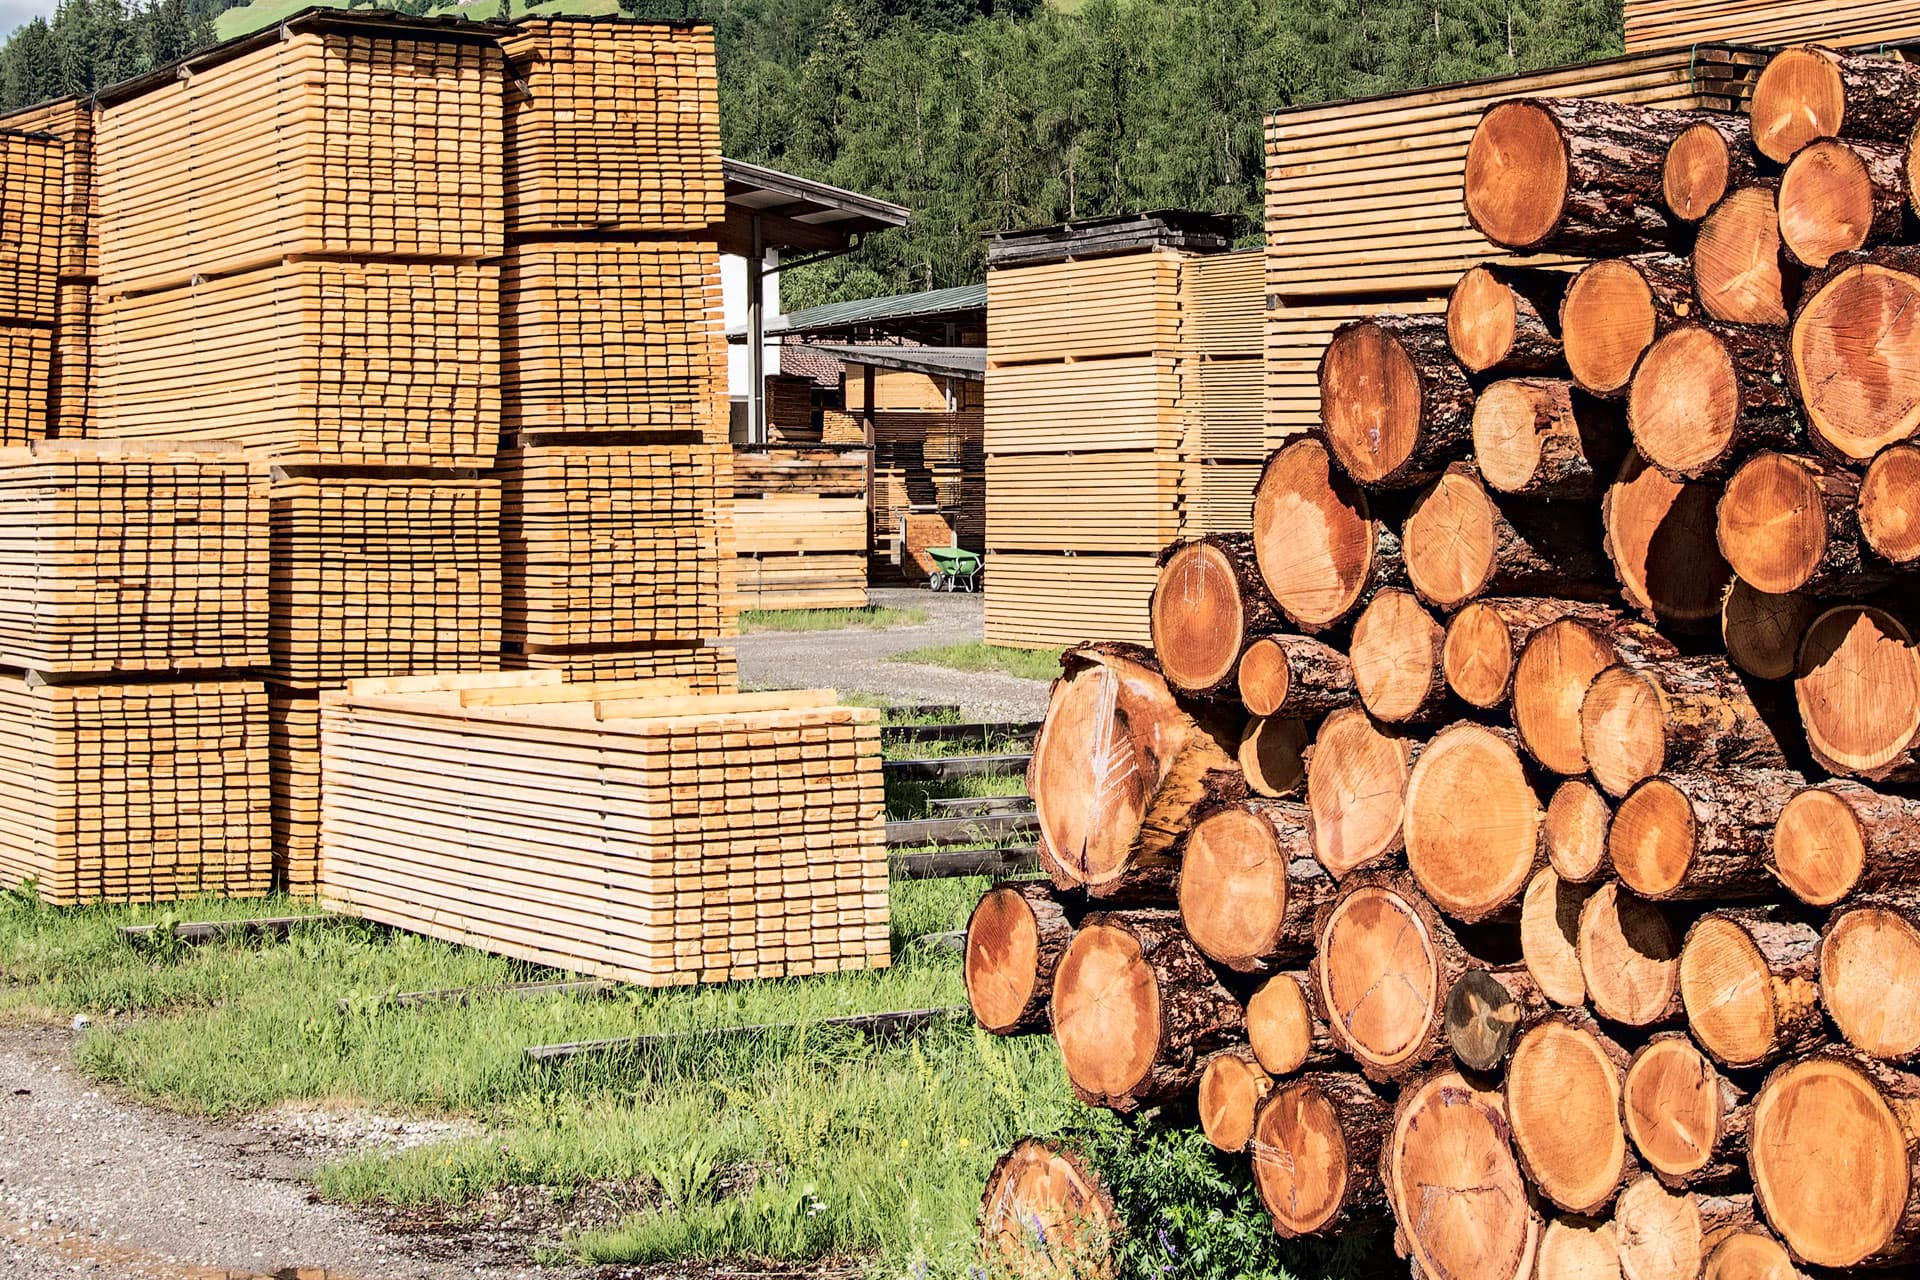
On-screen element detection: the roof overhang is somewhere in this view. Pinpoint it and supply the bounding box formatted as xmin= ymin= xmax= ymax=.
xmin=802 ymin=343 xmax=983 ymax=383
xmin=720 ymin=158 xmax=910 ymax=257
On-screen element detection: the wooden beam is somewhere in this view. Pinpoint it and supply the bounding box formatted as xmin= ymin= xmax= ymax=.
xmin=884 ymin=752 xmax=1031 ymax=781
xmin=885 ymin=812 xmax=1036 ymax=848
xmin=119 ymin=915 xmax=332 ymax=945
xmin=889 ymin=846 xmax=1041 ymax=880
xmin=522 ymin=1006 xmax=968 ymax=1064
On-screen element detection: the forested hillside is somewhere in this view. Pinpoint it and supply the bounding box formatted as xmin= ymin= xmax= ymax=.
xmin=0 ymin=0 xmax=1624 ymax=304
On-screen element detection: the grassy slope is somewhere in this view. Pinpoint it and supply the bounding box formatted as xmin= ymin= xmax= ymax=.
xmin=214 ymin=0 xmax=619 ymax=41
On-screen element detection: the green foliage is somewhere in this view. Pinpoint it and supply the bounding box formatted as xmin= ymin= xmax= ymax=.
xmin=0 ymin=0 xmax=218 ymax=108
xmin=737 ymin=603 xmax=929 ymax=632
xmin=891 ymin=639 xmax=1063 ymax=681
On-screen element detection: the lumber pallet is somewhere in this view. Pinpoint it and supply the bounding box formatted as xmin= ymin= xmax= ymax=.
xmin=0 ymin=130 xmax=61 ymax=325
xmin=731 ymin=553 xmax=869 ymax=611
xmin=1625 ymin=1 xmax=1920 ymax=51
xmin=0 ymin=322 xmax=54 ymax=443
xmin=882 ymin=752 xmax=1032 ymax=781
xmin=502 ymin=640 xmax=740 ymax=689
xmin=268 ymin=690 xmax=320 ymax=896
xmin=51 ymin=282 xmax=90 ymax=439
xmin=0 ymin=96 xmax=96 ymax=282
xmin=981 ymin=553 xmax=1157 ymax=649
xmin=986 ymin=452 xmax=1185 ymax=553
xmin=733 ymin=446 xmax=869 ymax=498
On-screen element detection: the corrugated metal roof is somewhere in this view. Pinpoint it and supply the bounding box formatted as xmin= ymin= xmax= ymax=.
xmin=803 ymin=344 xmax=984 ymax=382
xmin=744 ymin=283 xmax=986 ymax=339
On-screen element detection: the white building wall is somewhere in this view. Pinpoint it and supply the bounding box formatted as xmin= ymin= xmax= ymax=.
xmin=721 ymin=249 xmax=783 ymax=401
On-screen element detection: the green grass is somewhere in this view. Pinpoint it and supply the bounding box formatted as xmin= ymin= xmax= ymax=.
xmin=738 ymin=605 xmax=928 ymax=634
xmin=890 ymin=641 xmax=1062 ymax=683
xmin=213 ymin=0 xmax=620 ymax=40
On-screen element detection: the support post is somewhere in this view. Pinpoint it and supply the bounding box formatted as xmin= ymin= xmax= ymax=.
xmin=746 ymin=214 xmax=767 ymax=445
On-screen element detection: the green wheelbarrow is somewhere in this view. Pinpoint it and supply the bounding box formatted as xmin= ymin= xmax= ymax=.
xmin=926 ymin=545 xmax=983 ymax=592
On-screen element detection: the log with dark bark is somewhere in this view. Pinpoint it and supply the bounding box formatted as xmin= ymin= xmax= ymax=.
xmin=1383 ymin=1069 xmax=1543 ymax=1280
xmin=1149 ymin=534 xmax=1285 ymax=697
xmin=1771 ymin=780 xmax=1920 ymax=906
xmin=1859 ymin=441 xmax=1920 ymax=566
xmin=1251 ymin=1072 xmax=1391 ymax=1238
xmin=1789 ymin=244 xmax=1920 ymax=465
xmin=1561 ymin=254 xmax=1695 ymax=397
xmin=1444 ymin=966 xmax=1548 ymax=1074
xmin=1177 ymin=799 xmax=1332 ymax=973
xmin=1750 ymin=43 xmax=1920 ymax=162
xmin=1721 ymin=579 xmax=1818 ymax=681
xmin=1609 ymin=770 xmax=1802 ymax=901
xmin=1197 ymin=1045 xmax=1272 ymax=1153
xmin=1251 ymin=436 xmax=1404 ymax=633
xmin=1246 ymin=970 xmax=1338 ymax=1075
xmin=1546 ymin=779 xmax=1611 ymax=883
xmin=1472 ymin=378 xmax=1624 ymax=498
xmin=1312 ymin=873 xmax=1471 ymax=1082
xmin=1580 ymin=656 xmax=1791 ymax=799
xmin=1664 ymin=115 xmax=1759 ymax=222
xmin=1237 ymin=713 xmax=1307 ymax=799
xmin=1623 ymin=1033 xmax=1750 ymax=1189
xmin=1303 ymin=705 xmax=1418 ymax=878
xmin=1719 ymin=451 xmax=1888 ymax=596
xmin=1749 ymin=1050 xmax=1920 ymax=1267
xmin=1463 ymin=97 xmax=1706 ymax=254
xmin=1627 ymin=322 xmax=1800 ymax=482
xmin=1403 ymin=722 xmax=1546 ymax=923
xmin=1029 ymin=644 xmax=1240 ymax=899
xmin=1442 ymin=597 xmax=1627 ymax=712
xmin=1505 ymin=1008 xmax=1636 ymax=1215
xmin=1522 ymin=867 xmax=1594 ymax=1008
xmin=1604 ymin=448 xmax=1735 ymax=631
xmin=1616 ymin=1180 xmax=1764 ymax=1280
xmin=1349 ymin=588 xmax=1447 ymax=723
xmin=1319 ymin=315 xmax=1476 ymax=488
xmin=981 ymin=1137 xmax=1120 ymax=1276
xmin=1794 ymin=604 xmax=1920 ymax=781
xmin=966 ymin=883 xmax=1072 ymax=1036
xmin=1514 ymin=610 xmax=1677 ymax=776
xmin=1779 ymin=137 xmax=1907 ymax=268
xmin=1402 ymin=465 xmax=1609 ymax=611
xmin=1819 ymin=893 xmax=1920 ymax=1064
xmin=1049 ymin=910 xmax=1243 ymax=1111
xmin=1678 ymin=908 xmax=1824 ymax=1069
xmin=1580 ymin=881 xmax=1683 ymax=1026
xmin=1446 ymin=264 xmax=1568 ymax=376
xmin=1236 ymin=632 xmax=1355 ymax=718
xmin=1694 ymin=183 xmax=1799 ymax=326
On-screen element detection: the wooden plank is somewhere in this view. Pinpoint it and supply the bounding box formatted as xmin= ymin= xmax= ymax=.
xmin=883 ymin=752 xmax=1031 ymax=781
xmin=890 ymin=846 xmax=1041 ymax=880
xmin=879 ymin=720 xmax=1040 ymax=747
xmin=884 ymin=813 xmax=1036 ymax=848
xmin=523 ymin=1006 xmax=969 ymax=1063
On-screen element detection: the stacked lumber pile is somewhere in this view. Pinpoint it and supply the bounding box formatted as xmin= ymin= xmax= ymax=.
xmin=733 ymin=446 xmax=869 ymax=609
xmin=319 ymin=677 xmax=886 ymax=985
xmin=1625 ymin=0 xmax=1920 ymax=52
xmin=0 ymin=96 xmax=98 ymax=440
xmin=973 ymin=49 xmax=1920 ymax=1275
xmin=983 ymin=236 xmax=1262 ymax=649
xmin=0 ymin=129 xmax=62 ymax=444
xmin=765 ymin=373 xmax=818 ymax=441
xmin=860 ymin=366 xmax=981 ymax=584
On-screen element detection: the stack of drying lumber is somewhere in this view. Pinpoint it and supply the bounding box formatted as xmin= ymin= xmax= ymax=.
xmin=0 ymin=96 xmax=98 ymax=440
xmin=732 ymin=446 xmax=869 ymax=610
xmin=319 ymin=677 xmax=887 ymax=985
xmin=973 ymin=48 xmax=1920 ymax=1276
xmin=765 ymin=374 xmax=818 ymax=441
xmin=0 ymin=129 xmax=62 ymax=443
xmin=1625 ymin=0 xmax=1920 ymax=52
xmin=859 ymin=365 xmax=982 ymax=584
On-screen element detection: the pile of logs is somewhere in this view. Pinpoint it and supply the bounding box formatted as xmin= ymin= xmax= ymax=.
xmin=966 ymin=42 xmax=1920 ymax=1280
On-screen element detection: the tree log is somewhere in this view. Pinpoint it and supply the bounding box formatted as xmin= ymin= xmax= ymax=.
xmin=1604 ymin=448 xmax=1736 ymax=631
xmin=1238 ymin=713 xmax=1307 ymax=799
xmin=1580 ymin=655 xmax=1791 ymax=799
xmin=1523 ymin=866 xmax=1595 ymax=1007
xmin=1515 ymin=609 xmax=1677 ymax=776
xmin=1664 ymin=115 xmax=1759 ymax=222
xmin=1247 ymin=969 xmax=1338 ymax=1075
xmin=1562 ymin=254 xmax=1696 ymax=397
xmin=1679 ymin=908 xmax=1825 ymax=1069
xmin=1251 ymin=1071 xmax=1391 ymax=1238
xmin=1546 ymin=779 xmax=1612 ymax=883
xmin=1794 ymin=604 xmax=1920 ymax=781
xmin=1624 ymin=1033 xmax=1751 ymax=1189
xmin=1177 ymin=799 xmax=1332 ymax=973
xmin=1049 ymin=910 xmax=1243 ymax=1112
xmin=965 ymin=883 xmax=1072 ymax=1036
xmin=1537 ymin=1215 xmax=1622 ymax=1280
xmin=1404 ymin=722 xmax=1546 ymax=923
xmin=1580 ymin=881 xmax=1683 ymax=1027
xmin=1444 ymin=966 xmax=1549 ymax=1074
xmin=1749 ymin=1049 xmax=1920 ymax=1267
xmin=1750 ymin=44 xmax=1920 ymax=162
xmin=1721 ymin=579 xmax=1818 ymax=681
xmin=1859 ymin=441 xmax=1920 ymax=566
xmin=1403 ymin=464 xmax=1610 ymax=611
xmin=1694 ymin=183 xmax=1799 ymax=326
xmin=1719 ymin=451 xmax=1888 ymax=596
xmin=1628 ymin=322 xmax=1801 ymax=482
xmin=1149 ymin=534 xmax=1285 ymax=697
xmin=1443 ymin=597 xmax=1626 ymax=712
xmin=1350 ymin=588 xmax=1447 ymax=723
xmin=1609 ymin=770 xmax=1803 ymax=902
xmin=1789 ymin=244 xmax=1920 ymax=464
xmin=1197 ymin=1045 xmax=1272 ymax=1153
xmin=1772 ymin=780 xmax=1920 ymax=907
xmin=1617 ymin=1179 xmax=1763 ymax=1280
xmin=1703 ymin=1231 xmax=1808 ymax=1280
xmin=1820 ymin=893 xmax=1920 ymax=1064
xmin=1506 ymin=1008 xmax=1637 ymax=1215
xmin=1312 ymin=873 xmax=1470 ymax=1082
xmin=981 ymin=1137 xmax=1120 ymax=1276
xmin=1320 ymin=315 xmax=1476 ymax=488
xmin=1779 ymin=137 xmax=1907 ymax=269
xmin=1446 ymin=264 xmax=1569 ymax=376
xmin=1472 ymin=377 xmax=1624 ymax=498
xmin=1251 ymin=436 xmax=1404 ymax=632
xmin=1304 ymin=705 xmax=1418 ymax=878
xmin=1236 ymin=632 xmax=1355 ymax=718
xmin=1463 ymin=98 xmax=1705 ymax=254
xmin=1383 ymin=1069 xmax=1543 ymax=1280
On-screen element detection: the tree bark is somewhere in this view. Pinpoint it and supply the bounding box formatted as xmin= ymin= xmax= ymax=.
xmin=1472 ymin=377 xmax=1624 ymax=498
xmin=1609 ymin=769 xmax=1803 ymax=902
xmin=1694 ymin=183 xmax=1799 ymax=326
xmin=1247 ymin=969 xmax=1339 ymax=1075
xmin=1251 ymin=436 xmax=1405 ymax=632
xmin=1312 ymin=873 xmax=1471 ymax=1083
xmin=1628 ymin=322 xmax=1802 ymax=482
xmin=1604 ymin=448 xmax=1735 ymax=632
xmin=1794 ymin=604 xmax=1920 ymax=781
xmin=1751 ymin=44 xmax=1920 ymax=162
xmin=1446 ymin=264 xmax=1568 ymax=376
xmin=1252 ymin=1071 xmax=1391 ymax=1238
xmin=1383 ymin=1068 xmax=1543 ymax=1280
xmin=1546 ymin=779 xmax=1612 ymax=883
xmin=1236 ymin=632 xmax=1355 ymax=718
xmin=1522 ymin=866 xmax=1595 ymax=1008
xmin=1580 ymin=881 xmax=1683 ymax=1027
xmin=1444 ymin=965 xmax=1548 ymax=1075
xmin=1049 ymin=910 xmax=1243 ymax=1112
xmin=1505 ymin=1008 xmax=1638 ymax=1215
xmin=1177 ymin=798 xmax=1333 ymax=974
xmin=1514 ymin=609 xmax=1679 ymax=777
xmin=1664 ymin=115 xmax=1759 ymax=222
xmin=1197 ymin=1045 xmax=1272 ymax=1153
xmin=1721 ymin=578 xmax=1818 ymax=681
xmin=1237 ymin=713 xmax=1307 ymax=799
xmin=1403 ymin=721 xmax=1547 ymax=923
xmin=1623 ymin=1032 xmax=1751 ymax=1189
xmin=1149 ymin=533 xmax=1287 ymax=697
xmin=1679 ymin=908 xmax=1825 ymax=1070
xmin=1319 ymin=314 xmax=1477 ymax=488
xmin=1562 ymin=253 xmax=1696 ymax=397
xmin=965 ymin=883 xmax=1072 ymax=1036
xmin=1779 ymin=137 xmax=1907 ymax=269
xmin=1771 ymin=780 xmax=1920 ymax=907
xmin=1819 ymin=892 xmax=1920 ymax=1064
xmin=1403 ymin=464 xmax=1611 ymax=611
xmin=1350 ymin=587 xmax=1447 ymax=723
xmin=1580 ymin=655 xmax=1792 ymax=799
xmin=1789 ymin=244 xmax=1920 ymax=465
xmin=980 ymin=1137 xmax=1120 ymax=1275
xmin=1304 ymin=705 xmax=1419 ymax=879
xmin=1719 ymin=451 xmax=1889 ymax=596
xmin=1859 ymin=441 xmax=1920 ymax=566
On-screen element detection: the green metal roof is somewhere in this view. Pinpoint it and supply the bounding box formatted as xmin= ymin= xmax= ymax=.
xmin=746 ymin=282 xmax=986 ymax=339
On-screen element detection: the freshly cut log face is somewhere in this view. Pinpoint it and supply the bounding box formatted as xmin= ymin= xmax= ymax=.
xmin=1197 ymin=1048 xmax=1270 ymax=1153
xmin=1251 ymin=437 xmax=1397 ymax=632
xmin=1247 ymin=971 xmax=1334 ymax=1075
xmin=1703 ymin=1232 xmax=1802 ymax=1280
xmin=1238 ymin=714 xmax=1307 ymax=798
xmin=1304 ymin=706 xmax=1415 ymax=877
xmin=1693 ymin=185 xmax=1794 ymax=326
xmin=1251 ymin=1073 xmax=1390 ymax=1238
xmin=1719 ymin=452 xmax=1880 ymax=596
xmin=1384 ymin=1070 xmax=1541 ymax=1280
xmin=1858 ymin=442 xmax=1920 ymax=565
xmin=1749 ymin=1052 xmax=1920 ymax=1267
xmin=1546 ymin=779 xmax=1611 ymax=883
xmin=1608 ymin=771 xmax=1796 ymax=902
xmin=1177 ymin=800 xmax=1329 ymax=972
xmin=1149 ymin=535 xmax=1280 ymax=696
xmin=1505 ymin=1012 xmax=1633 ymax=1215
xmin=1580 ymin=657 xmax=1787 ymax=799
xmin=1579 ymin=881 xmax=1681 ymax=1026
xmin=1513 ymin=616 xmax=1633 ymax=775
xmin=1473 ymin=378 xmax=1622 ymax=498
xmin=1403 ymin=723 xmax=1543 ymax=922
xmin=1613 ymin=1175 xmax=1710 ymax=1280
xmin=1403 ymin=466 xmax=1606 ymax=610
xmin=1622 ymin=1033 xmax=1744 ymax=1187
xmin=1778 ymin=138 xmax=1906 ymax=269
xmin=980 ymin=1138 xmax=1118 ymax=1279
xmin=1446 ymin=265 xmax=1566 ymax=375
xmin=1561 ymin=256 xmax=1692 ymax=397
xmin=1664 ymin=117 xmax=1755 ymax=222
xmin=1628 ymin=323 xmax=1798 ymax=481
xmin=1313 ymin=876 xmax=1464 ymax=1081
xmin=965 ymin=884 xmax=1070 ymax=1036
xmin=1350 ymin=588 xmax=1446 ymax=723
xmin=1793 ymin=605 xmax=1920 ymax=780
xmin=1444 ymin=598 xmax=1619 ymax=713
xmin=1771 ymin=781 xmax=1920 ymax=906
xmin=1522 ymin=866 xmax=1592 ymax=1007
xmin=1721 ymin=580 xmax=1817 ymax=681
xmin=1749 ymin=44 xmax=1920 ymax=162
xmin=1537 ymin=1216 xmax=1621 ymax=1280
xmin=1820 ymin=899 xmax=1920 ymax=1062
xmin=1678 ymin=910 xmax=1823 ymax=1069
xmin=1604 ymin=449 xmax=1734 ymax=630
xmin=1319 ymin=316 xmax=1474 ymax=487
xmin=1789 ymin=247 xmax=1920 ymax=464
xmin=1235 ymin=633 xmax=1354 ymax=718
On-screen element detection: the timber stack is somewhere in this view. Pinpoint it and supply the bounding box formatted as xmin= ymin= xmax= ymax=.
xmin=971 ymin=43 xmax=1920 ymax=1277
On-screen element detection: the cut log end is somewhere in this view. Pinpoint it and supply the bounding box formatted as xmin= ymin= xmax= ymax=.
xmin=1779 ymin=138 xmax=1894 ymax=268
xmin=1247 ymin=971 xmax=1324 ymax=1075
xmin=1860 ymin=442 xmax=1920 ymax=564
xmin=1448 ymin=266 xmax=1528 ymax=374
xmin=1749 ymin=46 xmax=1845 ymax=163
xmin=1404 ymin=468 xmax=1498 ymax=608
xmin=1794 ymin=605 xmax=1920 ymax=779
xmin=1351 ymin=588 xmax=1446 ymax=723
xmin=1386 ymin=1071 xmax=1541 ymax=1280
xmin=1821 ymin=903 xmax=1920 ymax=1062
xmin=1563 ymin=259 xmax=1665 ymax=396
xmin=1316 ymin=880 xmax=1449 ymax=1077
xmin=1252 ymin=438 xmax=1384 ymax=632
xmin=981 ymin=1139 xmax=1119 ymax=1278
xmin=1546 ymin=779 xmax=1611 ymax=883
xmin=1665 ymin=121 xmax=1737 ymax=221
xmin=1252 ymin=1073 xmax=1389 ymax=1238
xmin=1444 ymin=969 xmax=1529 ymax=1074
xmin=1538 ymin=1216 xmax=1622 ymax=1280
xmin=1442 ymin=599 xmax=1516 ymax=708
xmin=1149 ymin=540 xmax=1250 ymax=694
xmin=1623 ymin=1034 xmax=1732 ymax=1185
xmin=1580 ymin=664 xmax=1666 ymax=799
xmin=1463 ymin=100 xmax=1571 ymax=250
xmin=1178 ymin=803 xmax=1319 ymax=972
xmin=1197 ymin=1049 xmax=1271 ymax=1153
xmin=1235 ymin=633 xmax=1355 ymax=719
xmin=1522 ymin=867 xmax=1592 ymax=1007
xmin=1772 ymin=785 xmax=1867 ymax=907
xmin=1628 ymin=325 xmax=1743 ymax=478
xmin=1605 ymin=449 xmax=1733 ymax=629
xmin=965 ymin=886 xmax=1066 ymax=1036
xmin=1704 ymin=1232 xmax=1802 ymax=1280
xmin=1238 ymin=714 xmax=1307 ymax=799
xmin=1722 ymin=580 xmax=1816 ymax=681
xmin=1305 ymin=706 xmax=1413 ymax=877
xmin=1791 ymin=256 xmax=1920 ymax=463
xmin=1514 ymin=618 xmax=1618 ymax=775
xmin=1694 ymin=185 xmax=1791 ymax=326
xmin=1717 ymin=453 xmax=1843 ymax=596
xmin=1319 ymin=319 xmax=1454 ymax=486
xmin=1405 ymin=722 xmax=1542 ymax=922
xmin=1507 ymin=1014 xmax=1631 ymax=1215
xmin=1580 ymin=882 xmax=1680 ymax=1026
xmin=1679 ymin=913 xmax=1821 ymax=1070
xmin=1615 ymin=1174 xmax=1707 ymax=1280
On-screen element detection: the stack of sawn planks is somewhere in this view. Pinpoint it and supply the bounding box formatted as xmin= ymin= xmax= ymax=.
xmin=969 ymin=43 xmax=1920 ymax=1279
